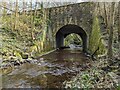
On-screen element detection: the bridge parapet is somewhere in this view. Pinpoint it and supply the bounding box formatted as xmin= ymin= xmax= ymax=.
xmin=47 ymin=2 xmax=95 ymax=36
xmin=44 ymin=2 xmax=96 ymax=49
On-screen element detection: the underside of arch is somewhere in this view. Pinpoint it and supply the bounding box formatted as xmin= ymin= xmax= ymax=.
xmin=56 ymin=24 xmax=87 ymax=52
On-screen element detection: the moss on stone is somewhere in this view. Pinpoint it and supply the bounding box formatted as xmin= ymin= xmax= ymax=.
xmin=89 ymin=17 xmax=106 ymax=55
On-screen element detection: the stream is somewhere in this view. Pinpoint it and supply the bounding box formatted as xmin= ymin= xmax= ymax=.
xmin=1 ymin=49 xmax=91 ymax=88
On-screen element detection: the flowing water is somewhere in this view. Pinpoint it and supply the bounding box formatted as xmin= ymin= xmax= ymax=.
xmin=1 ymin=49 xmax=91 ymax=88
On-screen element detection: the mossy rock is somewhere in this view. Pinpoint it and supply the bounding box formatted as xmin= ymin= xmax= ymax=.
xmin=21 ymin=53 xmax=28 ymax=59
xmin=14 ymin=51 xmax=22 ymax=59
xmin=13 ymin=50 xmax=28 ymax=59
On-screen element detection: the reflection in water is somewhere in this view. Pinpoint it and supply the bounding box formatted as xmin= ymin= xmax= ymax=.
xmin=2 ymin=49 xmax=90 ymax=88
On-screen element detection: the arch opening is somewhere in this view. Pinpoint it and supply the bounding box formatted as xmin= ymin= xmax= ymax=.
xmin=64 ymin=33 xmax=82 ymax=50
xmin=56 ymin=24 xmax=87 ymax=52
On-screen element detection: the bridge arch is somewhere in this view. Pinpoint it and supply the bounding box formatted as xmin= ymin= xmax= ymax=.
xmin=56 ymin=24 xmax=87 ymax=52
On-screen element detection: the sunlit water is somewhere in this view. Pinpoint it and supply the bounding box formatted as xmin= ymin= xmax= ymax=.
xmin=1 ymin=49 xmax=90 ymax=88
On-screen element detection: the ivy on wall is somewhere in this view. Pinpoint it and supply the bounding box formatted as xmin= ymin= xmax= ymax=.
xmin=89 ymin=17 xmax=106 ymax=55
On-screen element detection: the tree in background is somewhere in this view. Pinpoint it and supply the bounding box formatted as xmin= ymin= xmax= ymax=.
xmin=118 ymin=2 xmax=120 ymax=42
xmin=107 ymin=2 xmax=115 ymax=59
xmin=103 ymin=2 xmax=108 ymax=28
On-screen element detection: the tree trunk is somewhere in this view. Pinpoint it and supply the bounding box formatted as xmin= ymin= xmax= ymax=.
xmin=14 ymin=0 xmax=18 ymax=30
xmin=107 ymin=2 xmax=115 ymax=59
xmin=118 ymin=2 xmax=120 ymax=42
xmin=10 ymin=2 xmax=13 ymax=31
xmin=23 ymin=0 xmax=25 ymax=15
xmin=2 ymin=2 xmax=7 ymax=23
xmin=30 ymin=0 xmax=35 ymax=40
xmin=103 ymin=2 xmax=108 ymax=28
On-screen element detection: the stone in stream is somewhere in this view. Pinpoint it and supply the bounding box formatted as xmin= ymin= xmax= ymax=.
xmin=1 ymin=62 xmax=12 ymax=68
xmin=69 ymin=44 xmax=76 ymax=50
xmin=40 ymin=58 xmax=44 ymax=61
xmin=26 ymin=58 xmax=39 ymax=64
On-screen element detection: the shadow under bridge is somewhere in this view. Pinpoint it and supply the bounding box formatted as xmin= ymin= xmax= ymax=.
xmin=56 ymin=24 xmax=88 ymax=52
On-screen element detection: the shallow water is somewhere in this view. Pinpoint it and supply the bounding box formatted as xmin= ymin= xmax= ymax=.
xmin=1 ymin=49 xmax=90 ymax=88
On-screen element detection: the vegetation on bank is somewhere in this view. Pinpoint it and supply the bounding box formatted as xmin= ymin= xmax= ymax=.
xmin=63 ymin=2 xmax=120 ymax=89
xmin=0 ymin=1 xmax=120 ymax=89
xmin=0 ymin=2 xmax=55 ymax=67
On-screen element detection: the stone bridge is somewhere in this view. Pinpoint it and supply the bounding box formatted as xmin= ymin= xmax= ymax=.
xmin=42 ymin=2 xmax=105 ymax=52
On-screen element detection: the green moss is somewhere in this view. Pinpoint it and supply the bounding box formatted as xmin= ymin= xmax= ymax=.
xmin=89 ymin=17 xmax=106 ymax=55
